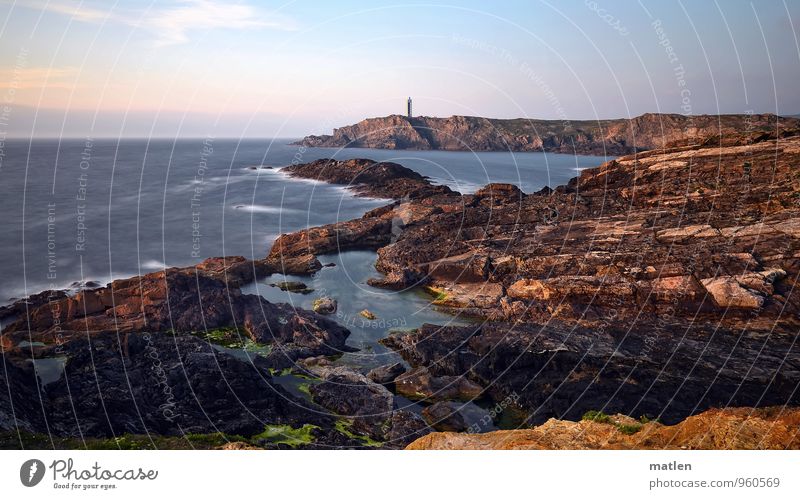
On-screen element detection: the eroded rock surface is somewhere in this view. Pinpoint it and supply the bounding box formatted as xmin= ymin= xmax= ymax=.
xmin=1 ymin=331 xmax=347 ymax=444
xmin=270 ymin=131 xmax=800 ymax=432
xmin=407 ymin=407 xmax=800 ymax=450
xmin=277 ymin=132 xmax=800 ymax=326
xmin=381 ymin=321 xmax=800 ymax=425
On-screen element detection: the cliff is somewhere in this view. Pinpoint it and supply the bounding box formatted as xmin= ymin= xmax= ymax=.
xmin=296 ymin=113 xmax=800 ymax=155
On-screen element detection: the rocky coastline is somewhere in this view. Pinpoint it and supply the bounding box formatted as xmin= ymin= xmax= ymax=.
xmin=295 ymin=112 xmax=800 ymax=155
xmin=3 ymin=125 xmax=799 ymax=449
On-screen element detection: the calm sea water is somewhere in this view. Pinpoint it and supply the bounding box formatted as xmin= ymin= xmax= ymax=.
xmin=0 ymin=138 xmax=606 ymax=305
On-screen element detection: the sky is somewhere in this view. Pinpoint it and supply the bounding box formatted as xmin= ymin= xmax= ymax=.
xmin=0 ymin=0 xmax=798 ymax=138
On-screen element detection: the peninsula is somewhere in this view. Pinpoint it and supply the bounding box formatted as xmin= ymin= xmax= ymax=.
xmin=295 ymin=112 xmax=800 ymax=155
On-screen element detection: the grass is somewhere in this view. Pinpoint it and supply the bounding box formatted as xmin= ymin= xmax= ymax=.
xmin=581 ymin=410 xmax=656 ymax=436
xmin=581 ymin=410 xmax=612 ymax=424
xmin=617 ymin=424 xmax=643 ymax=435
xmin=639 ymin=415 xmax=659 ymax=424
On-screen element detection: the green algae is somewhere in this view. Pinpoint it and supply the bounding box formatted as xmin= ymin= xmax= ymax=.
xmin=333 ymin=419 xmax=383 ymax=448
xmin=250 ymin=424 xmax=318 ymax=448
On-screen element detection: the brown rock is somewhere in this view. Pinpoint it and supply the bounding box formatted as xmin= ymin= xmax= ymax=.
xmin=394 ymin=367 xmax=483 ymax=402
xmin=406 ymin=407 xmax=800 ymax=450
xmin=701 ymin=277 xmax=764 ymax=309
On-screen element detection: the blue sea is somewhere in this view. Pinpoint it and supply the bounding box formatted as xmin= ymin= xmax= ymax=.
xmin=0 ymin=138 xmax=607 ymax=305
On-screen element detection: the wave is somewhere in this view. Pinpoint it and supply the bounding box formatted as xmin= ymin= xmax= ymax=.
xmin=140 ymin=259 xmax=167 ymax=270
xmin=232 ymin=204 xmax=303 ymax=214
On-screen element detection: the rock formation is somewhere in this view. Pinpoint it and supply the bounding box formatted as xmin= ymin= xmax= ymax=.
xmin=270 ymin=128 xmax=800 ymax=434
xmin=4 ymin=124 xmax=800 ymax=450
xmin=296 ymin=113 xmax=800 ymax=155
xmin=406 ymin=407 xmax=800 ymax=450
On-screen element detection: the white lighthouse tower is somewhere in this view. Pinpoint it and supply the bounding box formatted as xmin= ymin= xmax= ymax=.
xmin=407 ymin=97 xmax=412 ymax=118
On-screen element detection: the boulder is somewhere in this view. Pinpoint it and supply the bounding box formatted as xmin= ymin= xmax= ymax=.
xmin=271 ymin=281 xmax=312 ymax=294
xmin=422 ymin=401 xmax=468 ymax=432
xmin=359 ymin=309 xmax=377 ymax=320
xmin=367 ymin=362 xmax=406 ymax=384
xmin=394 ymin=367 xmax=484 ymax=402
xmin=701 ymin=277 xmax=764 ymax=309
xmin=309 ymin=366 xmax=394 ymax=440
xmin=312 ymin=297 xmax=337 ymax=315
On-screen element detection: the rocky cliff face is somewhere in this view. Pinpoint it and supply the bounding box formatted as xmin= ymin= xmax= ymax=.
xmin=296 ymin=113 xmax=800 ymax=155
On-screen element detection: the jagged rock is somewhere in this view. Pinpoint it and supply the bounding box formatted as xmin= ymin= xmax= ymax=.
xmin=1 ymin=332 xmax=339 ymax=440
xmin=0 ymin=288 xmax=69 ymax=321
xmin=383 ymin=321 xmax=800 ymax=425
xmin=387 ymin=410 xmax=431 ymax=448
xmin=2 ymin=264 xmax=352 ymax=366
xmin=701 ymin=277 xmax=764 ymax=309
xmin=268 ymin=254 xmax=322 ymax=276
xmin=308 ymin=366 xmax=394 ymax=440
xmin=271 ymin=281 xmax=312 ymax=294
xmin=394 ymin=367 xmax=484 ymax=402
xmin=427 ymin=282 xmax=504 ymax=310
xmin=281 ymin=158 xmax=453 ymax=199
xmin=422 ymin=401 xmax=468 ymax=432
xmin=407 ymin=407 xmax=800 ymax=450
xmin=367 ymin=362 xmax=406 ymax=384
xmin=270 ymin=132 xmax=800 ymax=325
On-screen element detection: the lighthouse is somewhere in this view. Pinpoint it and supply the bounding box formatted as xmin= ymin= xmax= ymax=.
xmin=407 ymin=97 xmax=412 ymax=118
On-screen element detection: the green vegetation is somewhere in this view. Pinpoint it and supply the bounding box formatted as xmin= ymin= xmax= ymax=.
xmin=617 ymin=424 xmax=643 ymax=435
xmin=425 ymin=286 xmax=450 ymax=304
xmin=334 ymin=419 xmax=383 ymax=448
xmin=581 ymin=410 xmax=612 ymax=424
xmin=581 ymin=410 xmax=657 ymax=435
xmin=250 ymin=424 xmax=318 ymax=448
xmin=269 ymin=367 xmax=293 ymax=376
xmin=172 ymin=326 xmax=272 ymax=356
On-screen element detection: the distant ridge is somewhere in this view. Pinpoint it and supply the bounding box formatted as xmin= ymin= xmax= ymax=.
xmin=295 ymin=113 xmax=800 ymax=155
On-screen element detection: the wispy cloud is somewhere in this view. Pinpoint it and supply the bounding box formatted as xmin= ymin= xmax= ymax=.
xmin=6 ymin=0 xmax=297 ymax=46
xmin=0 ymin=67 xmax=78 ymax=89
xmin=145 ymin=0 xmax=297 ymax=46
xmin=4 ymin=0 xmax=119 ymax=23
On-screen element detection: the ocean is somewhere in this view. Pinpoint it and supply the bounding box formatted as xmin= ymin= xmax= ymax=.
xmin=0 ymin=138 xmax=607 ymax=305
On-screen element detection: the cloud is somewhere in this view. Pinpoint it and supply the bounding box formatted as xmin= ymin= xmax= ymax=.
xmin=144 ymin=0 xmax=297 ymax=46
xmin=4 ymin=0 xmax=117 ymax=23
xmin=5 ymin=0 xmax=297 ymax=46
xmin=0 ymin=67 xmax=78 ymax=89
